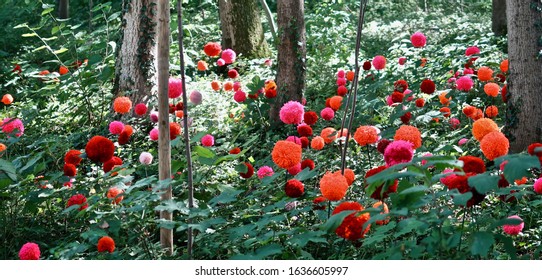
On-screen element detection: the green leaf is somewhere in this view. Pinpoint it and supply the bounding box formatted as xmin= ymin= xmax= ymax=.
xmin=399 ymin=185 xmax=428 ymax=195
xmin=471 ymin=232 xmax=494 ymax=257
xmin=501 ymin=155 xmax=541 ymax=183
xmin=234 ymin=163 xmax=248 ymax=173
xmin=452 ymin=191 xmax=472 ymax=206
xmin=294 ymin=167 xmax=318 ymax=181
xmin=209 ymin=187 xmax=243 ymax=206
xmin=32 ymin=45 xmax=48 ymax=52
xmin=21 ymin=33 xmax=37 ymax=37
xmin=468 ymin=173 xmax=499 ymax=194
xmin=193 ymin=146 xmax=215 ymax=158
xmin=289 ymin=231 xmax=327 ymax=247
xmin=53 ymin=48 xmax=68 ymax=54
xmin=0 ymin=159 xmax=17 ymax=182
xmin=41 ymin=7 xmax=54 ymax=15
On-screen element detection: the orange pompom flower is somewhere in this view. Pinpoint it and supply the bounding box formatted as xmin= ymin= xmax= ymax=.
xmin=500 ymin=59 xmax=509 ymax=73
xmin=477 ymin=66 xmax=493 ymax=82
xmin=271 ymin=140 xmax=302 ymax=169
xmin=1 ymin=94 xmax=13 ymax=105
xmin=485 ymin=105 xmax=498 ymax=118
xmin=311 ymin=136 xmax=325 ymax=150
xmin=480 ymin=131 xmax=509 ymax=160
xmin=197 ymin=60 xmax=208 ymax=71
xmin=484 ymin=82 xmax=500 ymax=97
xmin=332 ymin=201 xmax=370 ymax=240
xmin=211 ymin=80 xmax=221 ymax=91
xmin=113 ymin=96 xmax=132 ymax=114
xmin=346 ymin=70 xmax=355 ymax=81
xmin=472 ymin=118 xmax=499 ymax=141
xmin=334 ymin=169 xmax=355 ymax=186
xmin=353 ymin=125 xmax=379 ymax=146
xmin=0 ymin=143 xmax=6 ymax=153
xmin=97 ymin=236 xmax=115 ymax=253
xmin=394 ymin=125 xmax=422 ymax=149
xmin=59 ymin=65 xmax=69 ymax=75
xmin=320 ymin=127 xmax=337 ymax=144
xmin=438 ymin=92 xmax=451 ymax=106
xmin=329 ymin=96 xmax=343 ymax=111
xmin=107 ymin=187 xmax=124 ymax=204
xmin=372 ymin=201 xmax=390 ymax=225
xmin=440 ymin=107 xmax=451 ymax=118
xmin=320 ymin=172 xmax=349 ymax=201
xmin=223 ymin=81 xmax=234 ymax=91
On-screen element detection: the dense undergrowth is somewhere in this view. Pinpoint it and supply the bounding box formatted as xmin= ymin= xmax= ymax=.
xmin=2 ymin=0 xmax=542 ymax=260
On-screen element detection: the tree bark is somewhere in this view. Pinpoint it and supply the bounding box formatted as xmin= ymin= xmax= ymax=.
xmin=219 ymin=0 xmax=270 ymax=58
xmin=156 ymin=0 xmax=173 ymax=255
xmin=270 ymin=0 xmax=306 ymax=124
xmin=58 ymin=0 xmax=69 ymax=19
xmin=505 ymin=0 xmax=542 ymax=152
xmin=113 ymin=0 xmax=157 ymax=108
xmin=492 ymin=0 xmax=507 ymax=36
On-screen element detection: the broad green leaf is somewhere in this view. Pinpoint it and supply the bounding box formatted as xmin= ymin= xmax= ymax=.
xmin=193 ymin=146 xmax=215 ymax=158
xmin=0 ymin=159 xmax=17 ymax=182
xmin=209 ymin=187 xmax=243 ymax=206
xmin=468 ymin=173 xmax=499 ymax=194
xmin=452 ymin=191 xmax=472 ymax=206
xmin=471 ymin=232 xmax=494 ymax=257
xmin=500 ymin=154 xmax=540 ymax=182
xmin=294 ymin=167 xmax=318 ymax=181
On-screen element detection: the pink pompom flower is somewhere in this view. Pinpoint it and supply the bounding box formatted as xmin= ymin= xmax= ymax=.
xmin=216 ymin=58 xmax=226 ymax=66
xmin=320 ymin=107 xmax=335 ymax=121
xmin=534 ymin=178 xmax=542 ymax=194
xmin=502 ymin=215 xmax=524 ymax=235
xmin=465 ymin=46 xmax=480 ymax=56
xmin=233 ymin=90 xmax=246 ymax=103
xmin=139 ymin=152 xmax=153 ymax=165
xmin=279 ymin=101 xmax=305 ymax=125
xmin=458 ymin=138 xmax=468 ymax=146
xmin=398 ymin=57 xmax=407 ymax=65
xmin=1 ymin=118 xmax=24 ymax=137
xmin=456 ymin=76 xmax=474 ymax=92
xmin=19 ymin=242 xmax=40 ymax=260
xmin=372 ymin=55 xmax=387 ymax=70
xmin=287 ymin=163 xmax=302 ymax=175
xmin=257 ymin=166 xmax=274 ymax=179
xmin=410 ymin=31 xmax=427 ymax=48
xmin=221 ymin=49 xmax=236 ymax=64
xmin=190 ymin=90 xmax=202 ymax=105
xmin=168 ymin=77 xmax=183 ymax=99
xmin=201 ymin=134 xmax=214 ymax=147
xmin=149 ymin=128 xmax=159 ymax=141
xmin=108 ymin=121 xmax=124 ymax=135
xmin=286 ymin=136 xmax=302 ymax=146
xmin=384 ymin=140 xmax=414 ymax=167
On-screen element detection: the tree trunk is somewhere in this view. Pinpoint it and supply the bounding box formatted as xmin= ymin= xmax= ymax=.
xmin=156 ymin=0 xmax=173 ymax=255
xmin=492 ymin=0 xmax=507 ymax=36
xmin=58 ymin=0 xmax=69 ymax=19
xmin=505 ymin=0 xmax=542 ymax=152
xmin=218 ymin=0 xmax=270 ymax=58
xmin=113 ymin=0 xmax=157 ymax=108
xmin=270 ymin=0 xmax=306 ymax=124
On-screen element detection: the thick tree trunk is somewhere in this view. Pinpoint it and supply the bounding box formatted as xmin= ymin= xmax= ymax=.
xmin=505 ymin=0 xmax=542 ymax=152
xmin=156 ymin=0 xmax=173 ymax=255
xmin=492 ymin=0 xmax=507 ymax=36
xmin=218 ymin=0 xmax=270 ymax=58
xmin=270 ymin=0 xmax=306 ymax=124
xmin=113 ymin=0 xmax=157 ymax=108
xmin=58 ymin=0 xmax=69 ymax=19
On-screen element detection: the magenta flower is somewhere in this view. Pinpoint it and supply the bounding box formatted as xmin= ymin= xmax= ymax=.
xmin=1 ymin=118 xmax=24 ymax=137
xmin=320 ymin=107 xmax=335 ymax=121
xmin=279 ymin=101 xmax=304 ymax=125
xmin=384 ymin=140 xmax=414 ymax=167
xmin=201 ymin=134 xmax=214 ymax=147
xmin=19 ymin=242 xmax=40 ymax=260
xmin=221 ymin=49 xmax=236 ymax=64
xmin=410 ymin=31 xmax=427 ymax=48
xmin=108 ymin=121 xmax=124 ymax=135
xmin=149 ymin=128 xmax=159 ymax=141
xmin=456 ymin=76 xmax=474 ymax=92
xmin=168 ymin=77 xmax=183 ymax=99
xmin=372 ymin=55 xmax=386 ymax=70
xmin=257 ymin=166 xmax=274 ymax=179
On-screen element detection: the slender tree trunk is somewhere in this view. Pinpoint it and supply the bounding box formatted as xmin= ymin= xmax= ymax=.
xmin=113 ymin=0 xmax=157 ymax=108
xmin=270 ymin=0 xmax=306 ymax=124
xmin=492 ymin=0 xmax=507 ymax=36
xmin=58 ymin=0 xmax=69 ymax=19
xmin=505 ymin=0 xmax=542 ymax=152
xmin=219 ymin=0 xmax=270 ymax=58
xmin=156 ymin=0 xmax=173 ymax=256
xmin=258 ymin=0 xmax=276 ymax=39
